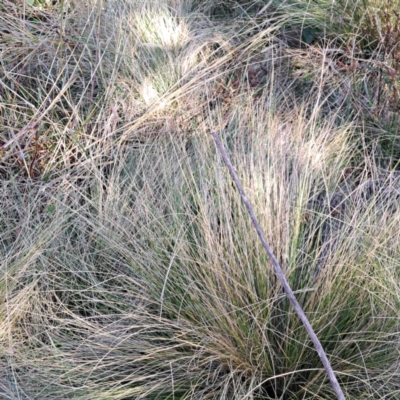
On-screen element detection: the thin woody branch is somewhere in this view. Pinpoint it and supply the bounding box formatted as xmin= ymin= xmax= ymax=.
xmin=211 ymin=130 xmax=345 ymax=400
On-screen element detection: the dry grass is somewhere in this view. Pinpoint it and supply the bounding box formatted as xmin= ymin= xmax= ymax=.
xmin=1 ymin=0 xmax=400 ymax=399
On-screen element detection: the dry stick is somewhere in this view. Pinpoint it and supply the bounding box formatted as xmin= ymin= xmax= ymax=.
xmin=211 ymin=131 xmax=345 ymax=400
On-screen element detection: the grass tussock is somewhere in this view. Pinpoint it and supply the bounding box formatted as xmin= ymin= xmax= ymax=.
xmin=1 ymin=0 xmax=400 ymax=399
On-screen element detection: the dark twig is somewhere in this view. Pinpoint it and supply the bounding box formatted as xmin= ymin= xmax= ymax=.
xmin=0 ymin=74 xmax=78 ymax=151
xmin=211 ymin=130 xmax=345 ymax=400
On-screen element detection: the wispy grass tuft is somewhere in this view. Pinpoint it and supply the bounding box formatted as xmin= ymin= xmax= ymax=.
xmin=1 ymin=0 xmax=400 ymax=399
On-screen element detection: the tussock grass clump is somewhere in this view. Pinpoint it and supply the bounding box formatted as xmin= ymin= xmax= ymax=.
xmin=2 ymin=97 xmax=400 ymax=398
xmin=1 ymin=0 xmax=400 ymax=399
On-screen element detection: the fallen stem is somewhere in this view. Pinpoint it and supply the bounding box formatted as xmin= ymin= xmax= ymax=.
xmin=211 ymin=130 xmax=345 ymax=400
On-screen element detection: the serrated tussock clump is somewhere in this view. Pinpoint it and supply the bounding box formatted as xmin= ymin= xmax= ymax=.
xmin=1 ymin=0 xmax=400 ymax=399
